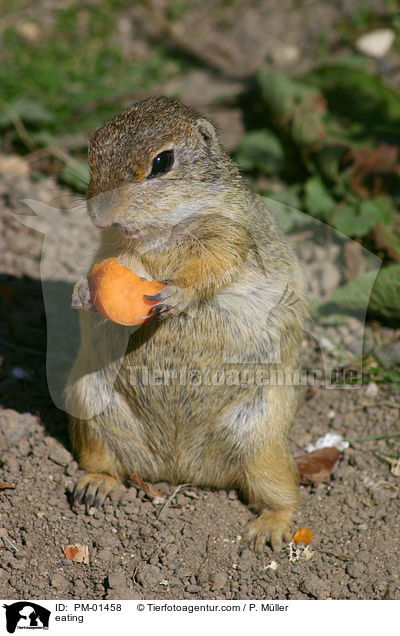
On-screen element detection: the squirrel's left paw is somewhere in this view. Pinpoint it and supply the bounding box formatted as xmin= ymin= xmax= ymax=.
xmin=71 ymin=278 xmax=94 ymax=311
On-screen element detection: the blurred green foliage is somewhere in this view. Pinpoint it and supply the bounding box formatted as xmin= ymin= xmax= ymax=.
xmin=1 ymin=1 xmax=399 ymax=325
xmin=236 ymin=130 xmax=284 ymax=174
xmin=236 ymin=62 xmax=400 ymax=321
xmin=0 ymin=1 xmax=189 ymax=155
xmin=322 ymin=263 xmax=400 ymax=322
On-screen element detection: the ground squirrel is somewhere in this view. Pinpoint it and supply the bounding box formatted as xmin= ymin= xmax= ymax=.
xmin=65 ymin=96 xmax=307 ymax=551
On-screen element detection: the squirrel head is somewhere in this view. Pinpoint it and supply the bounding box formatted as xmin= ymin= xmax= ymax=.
xmin=86 ymin=97 xmax=241 ymax=240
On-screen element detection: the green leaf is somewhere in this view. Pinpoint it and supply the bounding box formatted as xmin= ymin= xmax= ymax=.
xmin=370 ymin=264 xmax=400 ymax=320
xmin=325 ymin=269 xmax=376 ymax=314
xmin=304 ymin=176 xmax=336 ymax=220
xmin=331 ymin=204 xmax=359 ymax=236
xmin=236 ymin=129 xmax=285 ymax=174
xmin=257 ymin=69 xmax=317 ymax=120
xmin=332 ymin=54 xmax=370 ymax=70
xmin=257 ymin=69 xmax=327 ymax=148
xmin=305 ymin=65 xmax=400 ymax=130
xmin=313 ymin=145 xmax=346 ymax=181
xmin=333 ymin=199 xmax=384 ymax=237
xmin=61 ymin=160 xmax=90 ymax=193
xmin=323 ymin=264 xmax=400 ymax=321
xmin=333 ymin=197 xmax=395 ymax=237
xmin=371 ymin=196 xmax=395 ymax=226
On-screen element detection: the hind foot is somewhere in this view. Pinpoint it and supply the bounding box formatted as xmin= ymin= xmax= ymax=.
xmin=73 ymin=473 xmax=123 ymax=508
xmin=242 ymin=508 xmax=293 ymax=552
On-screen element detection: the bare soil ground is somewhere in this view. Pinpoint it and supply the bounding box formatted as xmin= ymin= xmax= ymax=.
xmin=0 ymin=157 xmax=399 ymax=601
xmin=0 ymin=0 xmax=399 ymax=602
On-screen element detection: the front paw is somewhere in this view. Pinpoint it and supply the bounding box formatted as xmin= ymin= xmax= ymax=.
xmin=71 ymin=278 xmax=93 ymax=311
xmin=144 ymin=283 xmax=192 ymax=320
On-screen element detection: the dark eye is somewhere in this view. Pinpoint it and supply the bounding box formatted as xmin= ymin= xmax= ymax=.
xmin=148 ymin=150 xmax=174 ymax=179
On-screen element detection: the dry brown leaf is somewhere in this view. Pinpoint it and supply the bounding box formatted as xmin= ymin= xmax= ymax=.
xmin=128 ymin=473 xmax=164 ymax=500
xmin=62 ymin=544 xmax=89 ymax=564
xmin=128 ymin=472 xmax=151 ymax=494
xmin=62 ymin=545 xmax=78 ymax=560
xmin=296 ymin=447 xmax=341 ymax=484
xmin=346 ymin=143 xmax=400 ymax=197
xmin=293 ymin=527 xmax=314 ymax=546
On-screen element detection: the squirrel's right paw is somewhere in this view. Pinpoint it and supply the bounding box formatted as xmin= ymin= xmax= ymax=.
xmin=71 ymin=278 xmax=94 ymax=311
xmin=144 ymin=283 xmax=193 ymax=320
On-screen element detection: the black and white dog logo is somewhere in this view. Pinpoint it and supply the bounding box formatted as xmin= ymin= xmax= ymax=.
xmin=3 ymin=602 xmax=50 ymax=633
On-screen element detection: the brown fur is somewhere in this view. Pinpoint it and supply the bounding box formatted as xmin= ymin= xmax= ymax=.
xmin=65 ymin=97 xmax=307 ymax=551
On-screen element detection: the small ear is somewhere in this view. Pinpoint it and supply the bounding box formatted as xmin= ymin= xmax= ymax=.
xmin=194 ymin=118 xmax=218 ymax=145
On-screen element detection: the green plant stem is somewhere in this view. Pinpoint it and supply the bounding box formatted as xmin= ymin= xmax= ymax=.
xmin=347 ymin=432 xmax=400 ymax=444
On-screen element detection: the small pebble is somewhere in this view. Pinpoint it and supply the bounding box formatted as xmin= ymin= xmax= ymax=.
xmin=48 ymin=446 xmax=73 ymax=467
xmin=210 ymin=571 xmax=227 ymax=590
xmin=356 ymin=29 xmax=395 ymax=58
xmin=18 ymin=439 xmax=31 ymax=456
xmin=97 ymin=549 xmax=113 ymax=562
xmin=238 ymin=549 xmax=254 ymax=572
xmin=108 ymin=571 xmax=127 ymax=589
xmin=50 ymin=574 xmax=69 ymax=589
xmin=300 ymin=573 xmax=329 ymax=599
xmin=65 ymin=461 xmax=78 ymax=476
xmin=365 ymin=381 xmax=378 ymax=398
xmin=8 ymin=556 xmax=26 ymax=570
xmin=136 ymin=564 xmax=163 ymax=587
xmin=346 ymin=562 xmax=365 ymax=579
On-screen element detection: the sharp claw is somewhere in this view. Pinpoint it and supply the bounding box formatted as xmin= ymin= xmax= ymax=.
xmin=93 ymin=493 xmax=105 ymax=508
xmin=150 ymin=304 xmax=164 ymax=315
xmin=142 ymin=304 xmax=171 ymax=322
xmin=156 ymin=306 xmax=172 ymax=318
xmin=154 ymin=304 xmax=172 ymax=314
xmin=144 ymin=292 xmax=163 ymax=302
xmin=141 ymin=307 xmax=161 ymax=322
xmin=85 ymin=492 xmax=96 ymax=508
xmin=73 ymin=486 xmax=86 ymax=504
